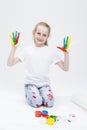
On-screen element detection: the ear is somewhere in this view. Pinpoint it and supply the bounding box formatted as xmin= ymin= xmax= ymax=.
xmin=32 ymin=30 xmax=35 ymax=39
xmin=32 ymin=30 xmax=35 ymax=35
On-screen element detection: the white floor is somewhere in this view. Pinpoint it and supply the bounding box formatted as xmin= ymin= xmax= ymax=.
xmin=0 ymin=90 xmax=87 ymax=130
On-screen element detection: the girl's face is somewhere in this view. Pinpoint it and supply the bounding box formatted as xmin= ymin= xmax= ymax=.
xmin=33 ymin=25 xmax=49 ymax=47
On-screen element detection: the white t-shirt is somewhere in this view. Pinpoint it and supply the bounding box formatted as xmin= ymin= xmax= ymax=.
xmin=17 ymin=45 xmax=61 ymax=86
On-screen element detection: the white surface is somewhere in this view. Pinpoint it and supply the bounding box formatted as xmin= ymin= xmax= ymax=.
xmin=0 ymin=90 xmax=87 ymax=130
xmin=71 ymin=91 xmax=87 ymax=110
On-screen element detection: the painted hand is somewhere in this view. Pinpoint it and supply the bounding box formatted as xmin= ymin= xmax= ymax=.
xmin=57 ymin=36 xmax=71 ymax=52
xmin=10 ymin=31 xmax=20 ymax=46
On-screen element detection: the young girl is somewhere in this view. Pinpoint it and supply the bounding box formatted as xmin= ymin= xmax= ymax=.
xmin=7 ymin=22 xmax=69 ymax=108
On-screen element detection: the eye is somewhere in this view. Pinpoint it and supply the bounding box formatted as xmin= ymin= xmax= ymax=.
xmin=37 ymin=32 xmax=41 ymax=35
xmin=43 ymin=34 xmax=47 ymax=37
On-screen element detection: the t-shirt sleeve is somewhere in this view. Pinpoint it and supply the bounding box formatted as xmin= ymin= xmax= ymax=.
xmin=51 ymin=48 xmax=62 ymax=64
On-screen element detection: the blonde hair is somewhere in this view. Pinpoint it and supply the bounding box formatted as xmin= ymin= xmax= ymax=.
xmin=33 ymin=22 xmax=51 ymax=46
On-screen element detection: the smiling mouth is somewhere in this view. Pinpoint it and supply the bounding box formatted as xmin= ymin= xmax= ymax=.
xmin=37 ymin=39 xmax=43 ymax=42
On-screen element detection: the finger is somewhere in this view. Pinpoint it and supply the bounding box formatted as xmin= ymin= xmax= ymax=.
xmin=63 ymin=37 xmax=66 ymax=48
xmin=10 ymin=34 xmax=15 ymax=46
xmin=14 ymin=31 xmax=17 ymax=43
xmin=16 ymin=32 xmax=20 ymax=44
xmin=12 ymin=32 xmax=15 ymax=42
xmin=57 ymin=46 xmax=67 ymax=52
xmin=65 ymin=37 xmax=71 ymax=51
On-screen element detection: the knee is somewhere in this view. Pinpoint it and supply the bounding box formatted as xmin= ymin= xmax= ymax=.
xmin=26 ymin=95 xmax=43 ymax=108
xmin=32 ymin=97 xmax=43 ymax=107
xmin=43 ymin=94 xmax=54 ymax=107
xmin=44 ymin=99 xmax=54 ymax=107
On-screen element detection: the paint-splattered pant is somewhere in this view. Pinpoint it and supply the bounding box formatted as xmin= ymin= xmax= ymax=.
xmin=25 ymin=84 xmax=54 ymax=108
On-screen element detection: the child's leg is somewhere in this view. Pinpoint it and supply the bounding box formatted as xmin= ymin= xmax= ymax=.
xmin=25 ymin=84 xmax=42 ymax=107
xmin=39 ymin=85 xmax=54 ymax=107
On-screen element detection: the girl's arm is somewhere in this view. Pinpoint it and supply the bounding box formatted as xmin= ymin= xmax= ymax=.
xmin=57 ymin=51 xmax=69 ymax=71
xmin=7 ymin=46 xmax=20 ymax=66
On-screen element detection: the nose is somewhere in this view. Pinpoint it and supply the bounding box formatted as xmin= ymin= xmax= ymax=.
xmin=38 ymin=35 xmax=43 ymax=39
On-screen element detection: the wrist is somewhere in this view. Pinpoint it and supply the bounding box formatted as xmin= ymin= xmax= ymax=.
xmin=12 ymin=45 xmax=17 ymax=49
xmin=64 ymin=51 xmax=69 ymax=55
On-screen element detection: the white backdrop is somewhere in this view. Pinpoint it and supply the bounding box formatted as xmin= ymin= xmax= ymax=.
xmin=0 ymin=0 xmax=87 ymax=96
